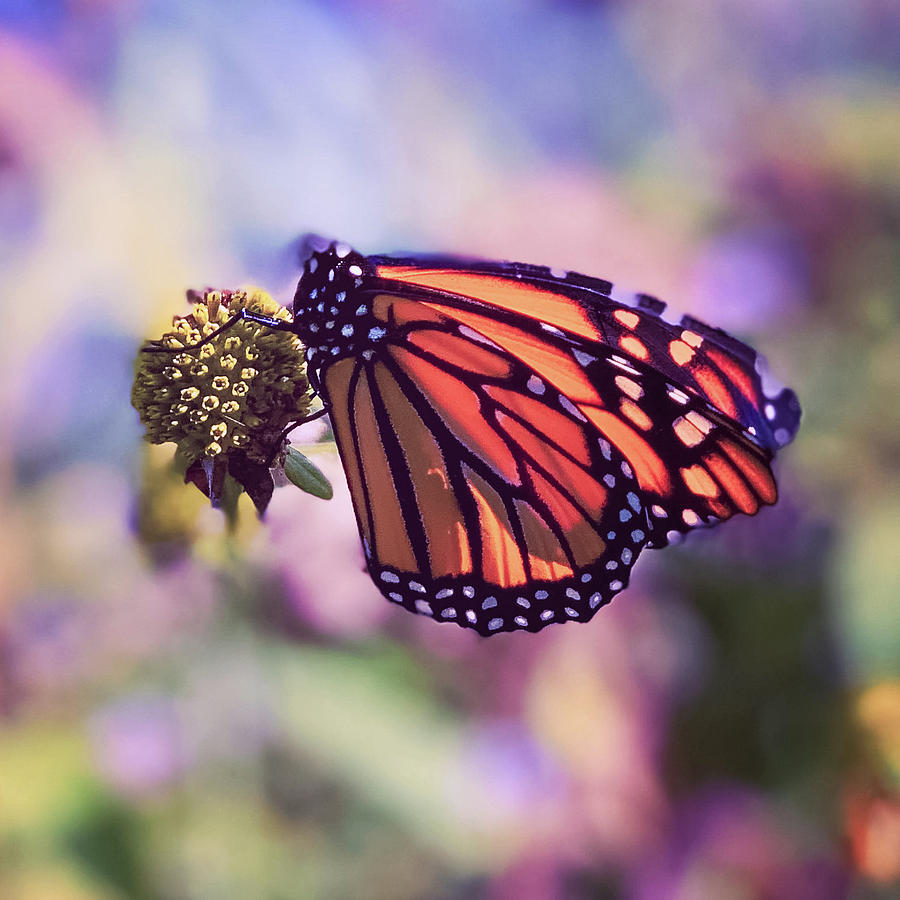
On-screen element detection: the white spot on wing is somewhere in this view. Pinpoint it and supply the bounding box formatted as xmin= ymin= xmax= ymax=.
xmin=459 ymin=324 xmax=502 ymax=350
xmin=558 ymin=394 xmax=588 ymax=422
xmin=685 ymin=410 xmax=713 ymax=434
xmin=573 ymin=349 xmax=595 ymax=367
xmin=609 ymin=355 xmax=641 ymax=376
xmin=755 ymin=354 xmax=785 ymax=398
xmin=527 ymin=375 xmax=545 ymax=395
xmin=615 ymin=375 xmax=644 ymax=400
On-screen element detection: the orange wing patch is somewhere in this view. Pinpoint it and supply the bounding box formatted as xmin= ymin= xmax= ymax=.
xmin=351 ymin=367 xmax=417 ymax=571
xmin=620 ymin=335 xmax=649 ymax=360
xmin=496 ymin=411 xmax=608 ymax=520
xmin=691 ymin=364 xmax=738 ymax=420
xmin=525 ymin=465 xmax=602 ymax=568
xmin=681 ymin=464 xmax=720 ymax=499
xmin=406 ymin=329 xmax=513 ymax=379
xmin=614 ymin=309 xmax=640 ymax=329
xmin=372 ymin=362 xmax=473 ymax=578
xmin=514 ymin=500 xmax=574 ymax=581
xmin=619 ymin=399 xmax=654 ymax=432
xmin=485 ymin=385 xmax=592 ymax=467
xmin=423 ymin=303 xmax=602 ymax=405
xmin=389 ymin=345 xmax=521 ymax=485
xmin=581 ymin=407 xmax=672 ymax=495
xmin=703 ymin=452 xmax=758 ymax=515
xmin=669 ymin=340 xmax=695 ymax=366
xmin=378 ymin=266 xmax=603 ymax=343
xmin=371 ymin=294 xmax=448 ymax=328
xmin=719 ymin=439 xmax=777 ymax=505
xmin=324 ymin=359 xmax=371 ymax=548
xmin=465 ymin=466 xmax=527 ymax=587
xmin=706 ymin=347 xmax=757 ymax=404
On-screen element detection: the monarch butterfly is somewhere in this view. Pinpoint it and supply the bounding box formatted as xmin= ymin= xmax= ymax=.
xmin=260 ymin=239 xmax=800 ymax=635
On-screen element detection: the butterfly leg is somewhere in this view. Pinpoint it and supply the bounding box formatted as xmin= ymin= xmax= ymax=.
xmin=264 ymin=404 xmax=332 ymax=466
xmin=142 ymin=308 xmax=294 ymax=354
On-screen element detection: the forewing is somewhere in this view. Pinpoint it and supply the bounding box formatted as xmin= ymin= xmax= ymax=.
xmin=361 ymin=290 xmax=784 ymax=546
xmin=371 ymin=255 xmax=800 ymax=453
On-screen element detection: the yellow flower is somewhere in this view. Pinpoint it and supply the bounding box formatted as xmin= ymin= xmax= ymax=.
xmin=132 ymin=288 xmax=320 ymax=513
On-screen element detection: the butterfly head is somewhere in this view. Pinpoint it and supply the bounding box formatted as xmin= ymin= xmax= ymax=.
xmin=292 ymin=241 xmax=377 ymax=363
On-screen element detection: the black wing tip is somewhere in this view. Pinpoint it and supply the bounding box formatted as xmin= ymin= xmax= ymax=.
xmin=770 ymin=386 xmax=802 ymax=447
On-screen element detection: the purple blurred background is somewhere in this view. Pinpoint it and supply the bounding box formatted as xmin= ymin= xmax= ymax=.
xmin=2 ymin=1 xmax=900 ymax=897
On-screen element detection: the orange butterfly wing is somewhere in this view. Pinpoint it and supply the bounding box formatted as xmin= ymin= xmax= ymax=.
xmin=293 ymin=243 xmax=800 ymax=634
xmin=320 ymin=304 xmax=649 ymax=634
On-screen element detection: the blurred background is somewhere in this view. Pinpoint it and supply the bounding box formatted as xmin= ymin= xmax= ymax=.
xmin=1 ymin=1 xmax=899 ymax=897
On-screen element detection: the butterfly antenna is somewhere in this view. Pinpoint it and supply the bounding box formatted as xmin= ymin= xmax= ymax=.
xmin=141 ymin=308 xmax=294 ymax=354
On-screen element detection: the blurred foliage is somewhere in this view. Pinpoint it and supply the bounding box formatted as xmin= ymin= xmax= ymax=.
xmin=1 ymin=0 xmax=899 ymax=897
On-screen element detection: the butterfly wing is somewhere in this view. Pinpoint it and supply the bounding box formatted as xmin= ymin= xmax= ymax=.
xmin=319 ymin=310 xmax=651 ymax=635
xmin=370 ymin=254 xmax=801 ymax=454
xmin=295 ymin=244 xmax=800 ymax=634
xmin=360 ymin=267 xmax=793 ymax=542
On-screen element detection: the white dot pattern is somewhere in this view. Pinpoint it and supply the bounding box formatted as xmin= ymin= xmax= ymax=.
xmin=288 ymin=242 xmax=799 ymax=637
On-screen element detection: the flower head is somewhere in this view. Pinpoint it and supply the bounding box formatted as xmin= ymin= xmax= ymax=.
xmin=132 ymin=288 xmax=325 ymax=514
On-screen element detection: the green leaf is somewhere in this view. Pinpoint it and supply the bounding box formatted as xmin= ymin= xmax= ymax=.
xmin=284 ymin=446 xmax=333 ymax=500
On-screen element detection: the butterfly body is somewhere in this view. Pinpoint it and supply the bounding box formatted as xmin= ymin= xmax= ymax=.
xmin=290 ymin=241 xmax=800 ymax=635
